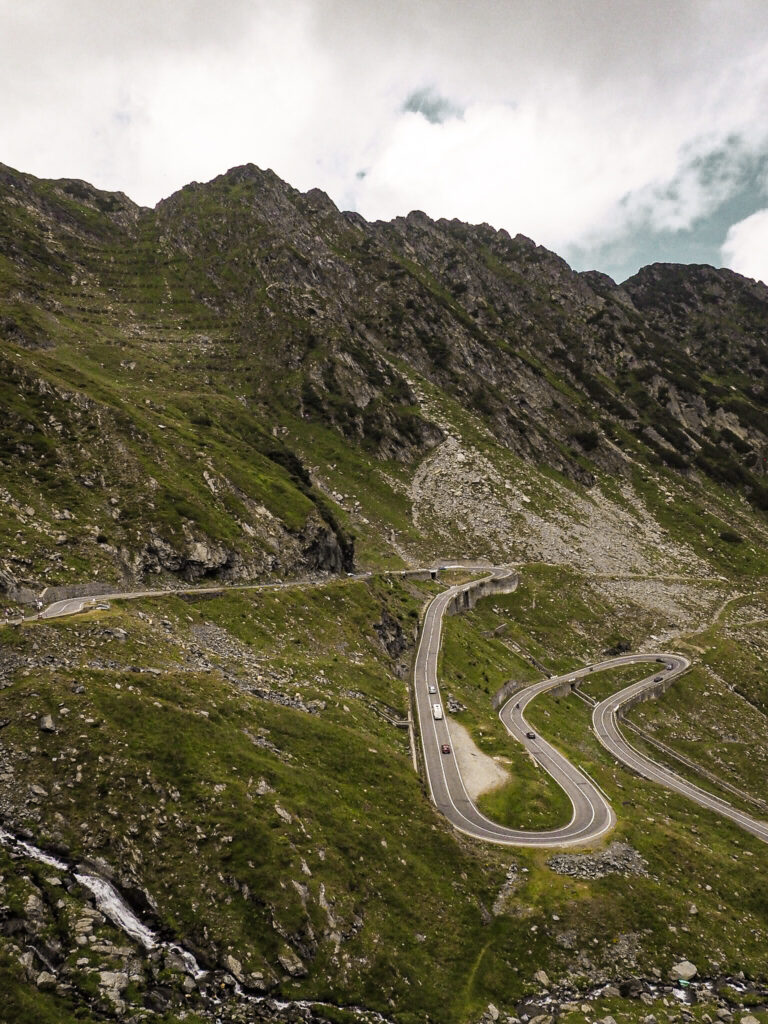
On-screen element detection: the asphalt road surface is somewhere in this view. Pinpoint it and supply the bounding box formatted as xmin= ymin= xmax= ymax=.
xmin=413 ymin=567 xmax=616 ymax=847
xmin=592 ymin=665 xmax=768 ymax=844
xmin=415 ymin=574 xmax=768 ymax=848
xmin=13 ymin=563 xmax=768 ymax=846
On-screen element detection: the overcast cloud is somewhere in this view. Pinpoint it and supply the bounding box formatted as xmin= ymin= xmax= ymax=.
xmin=2 ymin=0 xmax=768 ymax=282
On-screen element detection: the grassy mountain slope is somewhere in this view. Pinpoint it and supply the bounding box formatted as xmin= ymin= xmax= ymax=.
xmin=1 ymin=162 xmax=768 ymax=1022
xmin=3 ymin=161 xmax=768 ymax=597
xmin=1 ymin=573 xmax=767 ymax=1023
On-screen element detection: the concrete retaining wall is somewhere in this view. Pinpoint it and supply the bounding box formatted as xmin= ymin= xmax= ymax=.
xmin=445 ymin=573 xmax=518 ymax=617
xmin=550 ymin=679 xmax=576 ymax=698
xmin=616 ymin=674 xmax=678 ymax=717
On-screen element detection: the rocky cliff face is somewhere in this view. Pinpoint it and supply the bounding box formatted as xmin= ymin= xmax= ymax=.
xmin=2 ymin=160 xmax=768 ymax=593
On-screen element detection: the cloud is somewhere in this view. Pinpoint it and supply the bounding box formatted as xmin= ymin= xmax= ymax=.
xmin=2 ymin=0 xmax=768 ymax=277
xmin=721 ymin=209 xmax=768 ymax=284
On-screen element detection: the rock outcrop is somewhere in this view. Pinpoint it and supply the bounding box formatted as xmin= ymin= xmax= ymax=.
xmin=3 ymin=159 xmax=768 ymax=589
xmin=547 ymin=842 xmax=649 ymax=880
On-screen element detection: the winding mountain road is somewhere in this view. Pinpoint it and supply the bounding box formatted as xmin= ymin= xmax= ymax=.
xmin=10 ymin=562 xmax=768 ymax=846
xmin=415 ymin=569 xmax=768 ymax=847
xmin=37 ymin=576 xmax=372 ymax=620
xmin=592 ymin=674 xmax=768 ymax=844
xmin=414 ymin=567 xmax=616 ymax=847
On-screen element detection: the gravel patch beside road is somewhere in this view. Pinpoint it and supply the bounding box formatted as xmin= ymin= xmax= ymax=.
xmin=446 ymin=719 xmax=510 ymax=799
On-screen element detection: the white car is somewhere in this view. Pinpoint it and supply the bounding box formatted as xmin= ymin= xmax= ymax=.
xmin=432 ymin=704 xmax=443 ymax=720
xmin=428 ymin=685 xmax=437 ymax=694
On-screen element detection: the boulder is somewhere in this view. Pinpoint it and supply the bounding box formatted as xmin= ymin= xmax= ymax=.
xmin=39 ymin=714 xmax=55 ymax=732
xmin=533 ymin=969 xmax=551 ymax=987
xmin=99 ymin=970 xmax=128 ymax=993
xmin=619 ymin=979 xmax=644 ymax=999
xmin=669 ymin=960 xmax=697 ymax=982
xmin=274 ymin=803 xmax=292 ymax=824
xmin=224 ymin=954 xmax=245 ymax=983
xmin=277 ymin=947 xmax=307 ymax=977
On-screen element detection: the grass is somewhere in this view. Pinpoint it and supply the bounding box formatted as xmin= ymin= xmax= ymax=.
xmin=523 ymin=689 xmax=768 ymax=976
xmin=1 ymin=567 xmax=768 ymax=1021
xmin=476 ymin=769 xmax=573 ymax=831
xmin=3 ymin=163 xmax=768 ymax=1021
xmin=0 ymin=578 xmax=526 ymax=1021
xmin=578 ymin=664 xmax=652 ymax=702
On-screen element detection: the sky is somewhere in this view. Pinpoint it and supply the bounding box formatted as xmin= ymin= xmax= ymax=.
xmin=2 ymin=0 xmax=768 ymax=284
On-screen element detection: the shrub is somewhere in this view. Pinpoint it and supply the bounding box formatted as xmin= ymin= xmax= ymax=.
xmin=571 ymin=428 xmax=599 ymax=452
xmin=603 ymin=635 xmax=631 ymax=656
xmin=718 ymin=530 xmax=743 ymax=544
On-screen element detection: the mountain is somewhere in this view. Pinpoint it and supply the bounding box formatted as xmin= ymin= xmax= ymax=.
xmin=2 ymin=160 xmax=768 ymax=600
xmin=1 ymin=162 xmax=768 ymax=1024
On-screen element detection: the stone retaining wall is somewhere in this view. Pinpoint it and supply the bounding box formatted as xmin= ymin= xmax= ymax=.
xmin=445 ymin=572 xmax=518 ymax=617
xmin=615 ymin=673 xmax=679 ymax=716
xmin=444 ymin=571 xmax=521 ymax=711
xmin=491 ymin=678 xmax=523 ymax=710
xmin=40 ymin=581 xmax=128 ymax=604
xmin=3 ymin=585 xmax=39 ymax=606
xmin=491 ymin=674 xmax=573 ymax=709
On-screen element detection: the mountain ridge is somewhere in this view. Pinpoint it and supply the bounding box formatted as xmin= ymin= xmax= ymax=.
xmin=2 ymin=160 xmax=768 ymax=1024
xmin=2 ymin=158 xmax=768 ymax=598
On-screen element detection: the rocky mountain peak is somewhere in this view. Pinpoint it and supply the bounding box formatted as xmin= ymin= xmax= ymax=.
xmin=2 ymin=159 xmax=768 ymax=590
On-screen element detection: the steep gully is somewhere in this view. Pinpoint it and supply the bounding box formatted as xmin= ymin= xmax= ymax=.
xmin=1 ymin=564 xmax=766 ymax=1002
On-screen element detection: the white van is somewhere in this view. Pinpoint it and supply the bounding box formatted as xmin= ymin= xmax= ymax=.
xmin=432 ymin=704 xmax=443 ymax=720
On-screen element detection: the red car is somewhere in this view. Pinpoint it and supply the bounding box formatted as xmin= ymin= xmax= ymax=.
xmin=441 ymin=743 xmax=451 ymax=755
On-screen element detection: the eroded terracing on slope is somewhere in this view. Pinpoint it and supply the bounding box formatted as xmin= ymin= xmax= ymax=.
xmin=3 ymin=160 xmax=768 ymax=602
